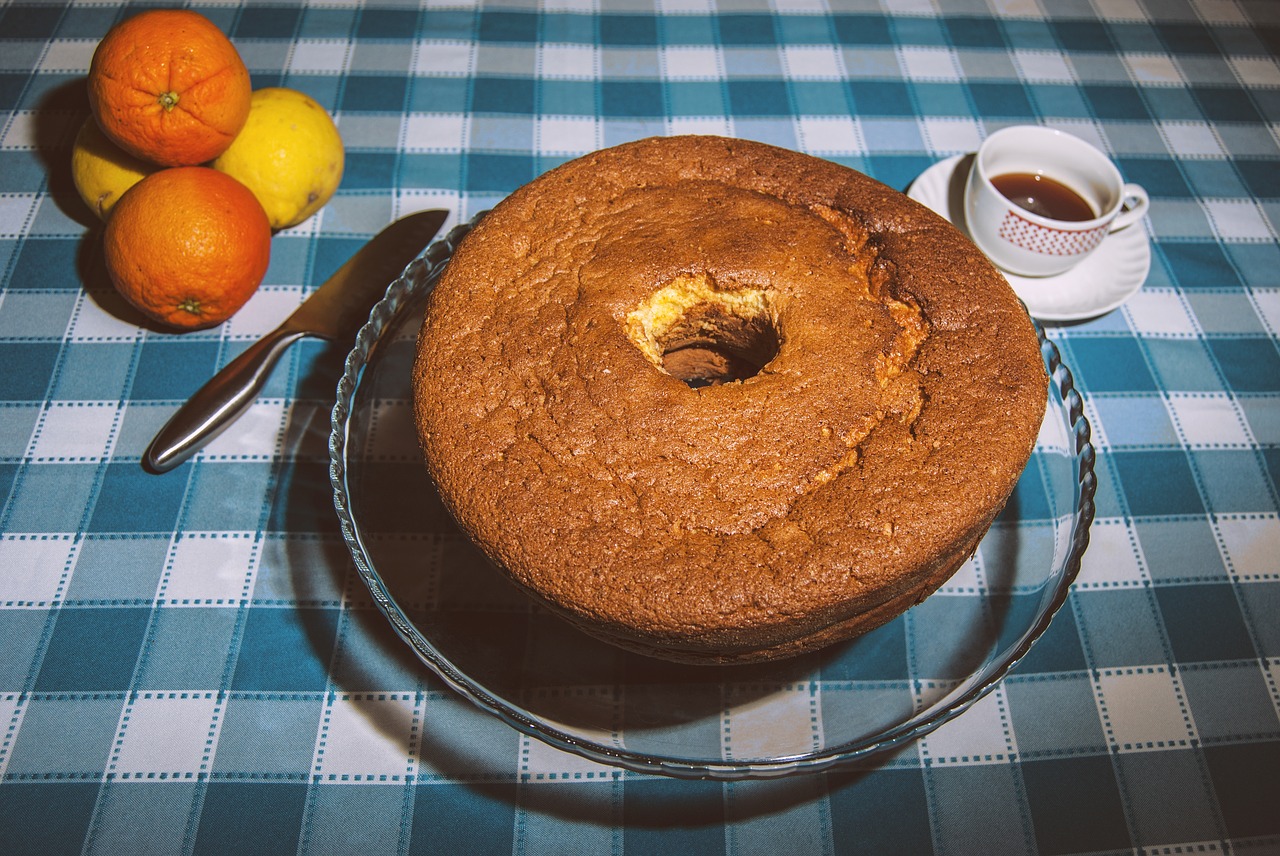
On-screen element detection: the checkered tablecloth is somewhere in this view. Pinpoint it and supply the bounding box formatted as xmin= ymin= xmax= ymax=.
xmin=2 ymin=1 xmax=1278 ymax=854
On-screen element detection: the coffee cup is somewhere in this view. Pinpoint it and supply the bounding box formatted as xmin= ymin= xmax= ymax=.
xmin=964 ymin=125 xmax=1149 ymax=277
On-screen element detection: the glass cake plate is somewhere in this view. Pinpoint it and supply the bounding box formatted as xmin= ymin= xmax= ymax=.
xmin=329 ymin=216 xmax=1097 ymax=780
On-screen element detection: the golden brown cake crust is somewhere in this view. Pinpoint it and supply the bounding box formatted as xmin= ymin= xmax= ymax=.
xmin=413 ymin=135 xmax=1048 ymax=664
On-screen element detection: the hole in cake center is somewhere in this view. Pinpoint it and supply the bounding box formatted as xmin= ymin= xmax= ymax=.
xmin=624 ymin=273 xmax=779 ymax=388
xmin=657 ymin=304 xmax=779 ymax=387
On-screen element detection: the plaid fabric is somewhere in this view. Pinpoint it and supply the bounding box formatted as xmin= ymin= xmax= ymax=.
xmin=2 ymin=0 xmax=1278 ymax=854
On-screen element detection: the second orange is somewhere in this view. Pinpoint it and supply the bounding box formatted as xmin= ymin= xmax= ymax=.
xmin=87 ymin=9 xmax=252 ymax=167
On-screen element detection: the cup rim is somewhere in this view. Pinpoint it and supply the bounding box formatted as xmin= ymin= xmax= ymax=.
xmin=974 ymin=125 xmax=1124 ymax=230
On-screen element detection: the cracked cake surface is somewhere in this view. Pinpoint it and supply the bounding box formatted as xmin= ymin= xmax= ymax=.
xmin=412 ymin=135 xmax=1048 ymax=663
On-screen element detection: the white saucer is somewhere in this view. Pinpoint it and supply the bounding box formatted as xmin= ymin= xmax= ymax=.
xmin=906 ymin=154 xmax=1151 ymax=322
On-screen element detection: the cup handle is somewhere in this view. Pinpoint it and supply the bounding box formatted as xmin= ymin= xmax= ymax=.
xmin=1109 ymin=184 xmax=1149 ymax=232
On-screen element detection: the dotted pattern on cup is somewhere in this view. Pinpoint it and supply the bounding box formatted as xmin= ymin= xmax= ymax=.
xmin=997 ymin=209 xmax=1108 ymax=257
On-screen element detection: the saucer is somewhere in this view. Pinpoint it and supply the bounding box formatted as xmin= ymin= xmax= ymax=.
xmin=906 ymin=154 xmax=1151 ymax=322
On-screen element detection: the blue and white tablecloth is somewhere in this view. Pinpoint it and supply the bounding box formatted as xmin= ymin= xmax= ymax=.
xmin=1 ymin=1 xmax=1277 ymax=853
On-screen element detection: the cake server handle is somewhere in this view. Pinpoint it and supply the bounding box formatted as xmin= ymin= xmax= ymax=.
xmin=142 ymin=327 xmax=307 ymax=473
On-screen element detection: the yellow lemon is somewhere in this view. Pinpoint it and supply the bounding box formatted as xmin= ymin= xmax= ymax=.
xmin=211 ymin=87 xmax=344 ymax=230
xmin=71 ymin=117 xmax=157 ymax=220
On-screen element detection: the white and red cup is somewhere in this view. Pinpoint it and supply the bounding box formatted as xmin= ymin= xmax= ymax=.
xmin=964 ymin=125 xmax=1149 ymax=277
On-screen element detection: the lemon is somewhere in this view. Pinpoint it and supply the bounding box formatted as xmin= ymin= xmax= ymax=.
xmin=211 ymin=87 xmax=344 ymax=230
xmin=71 ymin=117 xmax=157 ymax=220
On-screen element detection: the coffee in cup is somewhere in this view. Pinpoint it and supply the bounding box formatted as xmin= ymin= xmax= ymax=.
xmin=964 ymin=126 xmax=1149 ymax=277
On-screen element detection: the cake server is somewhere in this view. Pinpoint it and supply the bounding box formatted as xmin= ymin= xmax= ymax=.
xmin=143 ymin=208 xmax=449 ymax=473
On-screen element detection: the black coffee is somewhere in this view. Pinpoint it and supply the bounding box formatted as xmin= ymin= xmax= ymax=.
xmin=991 ymin=172 xmax=1095 ymax=222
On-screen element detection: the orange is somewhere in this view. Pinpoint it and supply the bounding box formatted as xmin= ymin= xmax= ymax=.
xmin=103 ymin=167 xmax=271 ymax=330
xmin=87 ymin=9 xmax=251 ymax=167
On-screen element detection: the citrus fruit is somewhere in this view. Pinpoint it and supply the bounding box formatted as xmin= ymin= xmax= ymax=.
xmin=87 ymin=9 xmax=251 ymax=167
xmin=103 ymin=167 xmax=271 ymax=330
xmin=211 ymin=87 xmax=344 ymax=230
xmin=70 ymin=116 xmax=158 ymax=220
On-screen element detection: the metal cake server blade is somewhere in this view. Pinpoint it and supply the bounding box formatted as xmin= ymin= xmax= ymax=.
xmin=143 ymin=209 xmax=449 ymax=473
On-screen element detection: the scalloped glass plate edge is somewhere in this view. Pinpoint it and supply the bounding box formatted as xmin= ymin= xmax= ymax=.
xmin=329 ymin=216 xmax=1097 ymax=781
